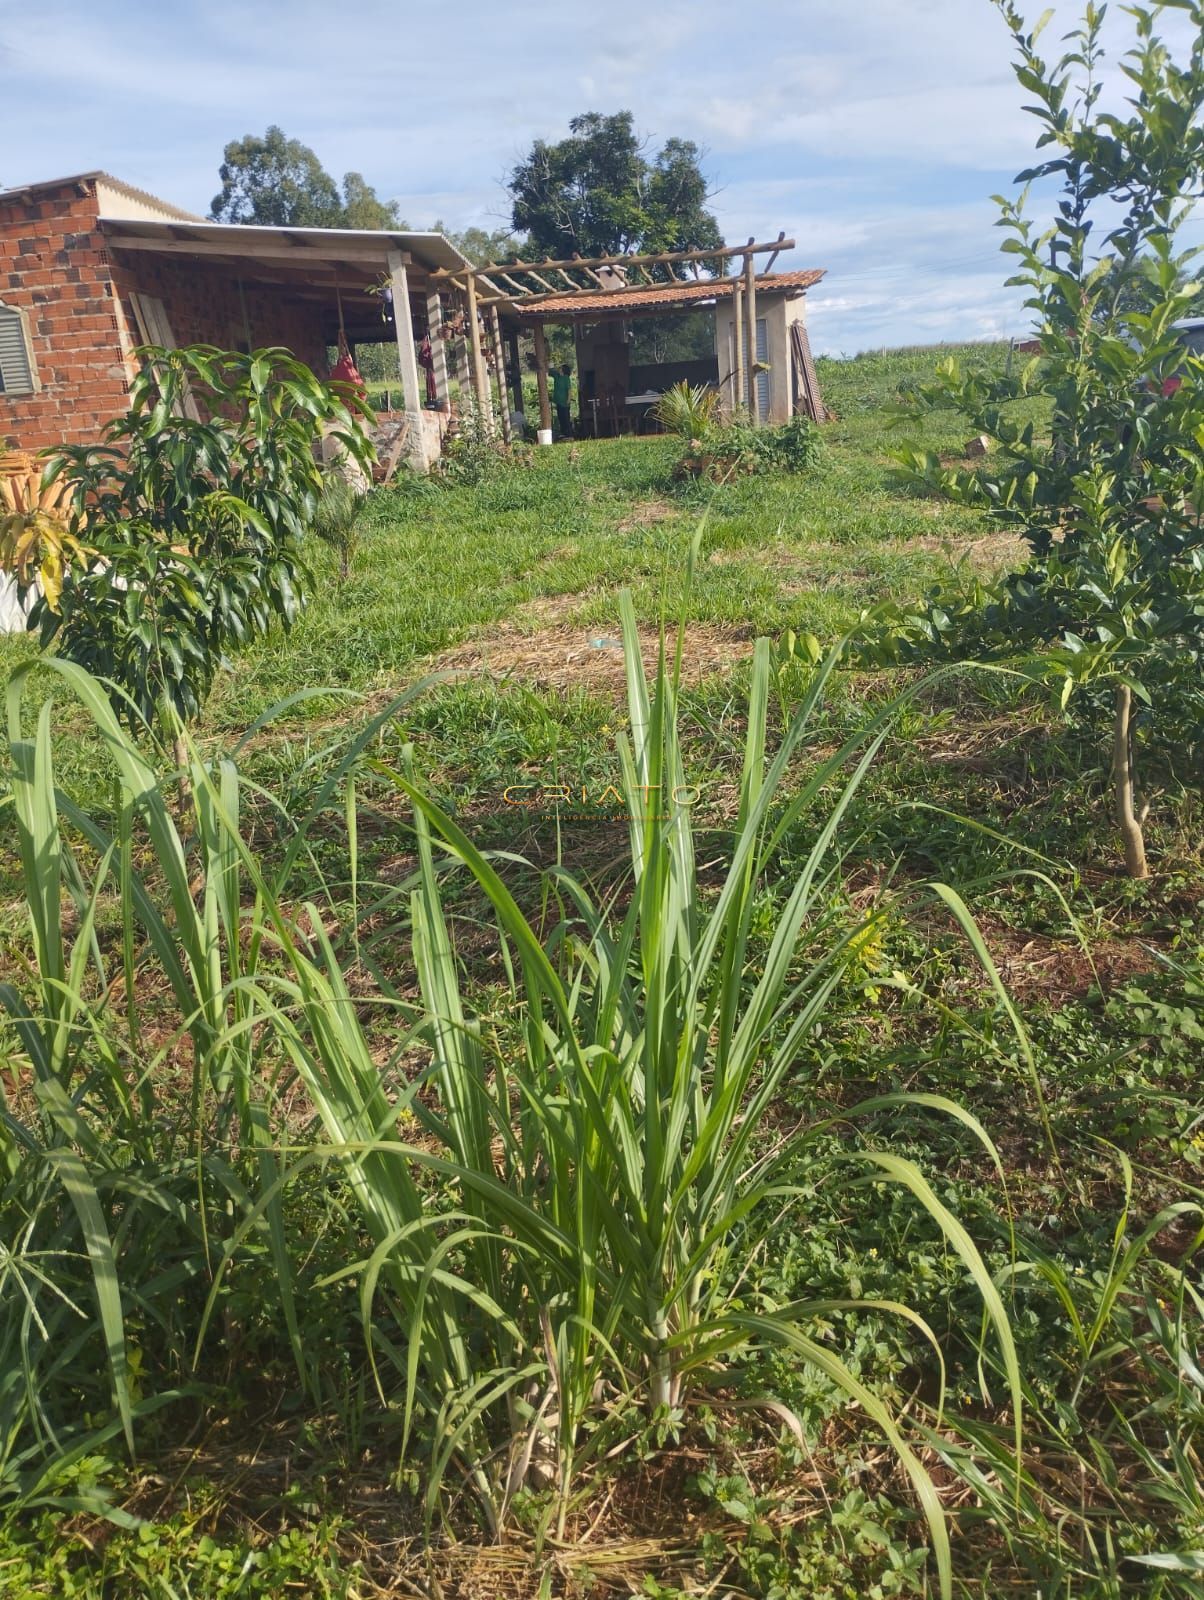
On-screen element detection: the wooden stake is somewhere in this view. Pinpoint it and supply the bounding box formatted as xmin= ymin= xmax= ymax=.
xmin=533 ymin=322 xmax=552 ymax=433
xmin=489 ymin=306 xmax=512 ymax=445
xmin=1113 ymin=683 xmax=1149 ymax=879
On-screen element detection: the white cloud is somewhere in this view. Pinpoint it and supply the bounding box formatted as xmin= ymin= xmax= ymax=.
xmin=3 ymin=0 xmax=1198 ymax=354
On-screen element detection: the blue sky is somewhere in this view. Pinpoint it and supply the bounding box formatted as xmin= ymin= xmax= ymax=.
xmin=1 ymin=0 xmax=1196 ymax=352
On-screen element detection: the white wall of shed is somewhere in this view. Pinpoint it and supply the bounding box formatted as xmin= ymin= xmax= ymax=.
xmin=714 ymin=295 xmax=806 ymax=424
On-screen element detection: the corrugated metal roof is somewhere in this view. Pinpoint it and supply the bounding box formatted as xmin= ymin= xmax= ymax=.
xmin=511 ymin=269 xmax=825 ymax=320
xmin=99 ymin=216 xmax=472 ymax=274
xmin=1 ymin=174 xmax=470 ymax=272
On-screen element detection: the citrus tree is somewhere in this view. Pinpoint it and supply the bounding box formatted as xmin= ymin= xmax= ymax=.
xmin=856 ymin=0 xmax=1204 ymax=878
xmin=28 ymin=345 xmax=372 ymax=738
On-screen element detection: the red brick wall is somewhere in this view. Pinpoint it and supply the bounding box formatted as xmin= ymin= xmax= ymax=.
xmin=0 ymin=179 xmax=129 ymax=452
xmin=108 ymin=254 xmax=330 ymax=375
xmin=1 ymin=176 xmax=333 ymax=455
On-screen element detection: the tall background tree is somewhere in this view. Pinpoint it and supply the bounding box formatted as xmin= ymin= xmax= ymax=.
xmin=435 ymin=222 xmax=526 ymax=265
xmin=508 ymin=110 xmax=723 ymax=263
xmin=210 ymin=126 xmax=401 ymax=229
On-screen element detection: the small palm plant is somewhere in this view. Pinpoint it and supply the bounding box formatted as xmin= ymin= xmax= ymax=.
xmin=651 ymin=382 xmax=726 ymax=477
xmin=313 ymin=470 xmax=370 ymax=581
xmin=650 ymin=380 xmax=720 ymax=440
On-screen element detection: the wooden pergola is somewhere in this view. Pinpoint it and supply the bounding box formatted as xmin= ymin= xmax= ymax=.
xmin=430 ymin=234 xmax=798 ymax=440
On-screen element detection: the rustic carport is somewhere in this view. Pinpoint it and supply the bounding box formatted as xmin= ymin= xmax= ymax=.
xmin=429 ymin=234 xmax=828 ymax=442
xmin=97 ymin=216 xmax=473 ymax=469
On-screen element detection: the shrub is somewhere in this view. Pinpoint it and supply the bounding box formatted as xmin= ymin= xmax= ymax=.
xmin=721 ymin=413 xmax=825 ymax=475
xmin=27 ymin=344 xmax=372 ymax=733
xmin=437 ymin=392 xmax=526 ymax=485
xmin=852 ymin=1 xmax=1204 ymax=878
xmin=674 ymin=412 xmax=823 ymax=482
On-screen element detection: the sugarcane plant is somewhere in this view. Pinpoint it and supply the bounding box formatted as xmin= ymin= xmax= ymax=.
xmin=290 ymin=586 xmax=1026 ymax=1597
xmin=2 ymin=574 xmax=1025 ymax=1599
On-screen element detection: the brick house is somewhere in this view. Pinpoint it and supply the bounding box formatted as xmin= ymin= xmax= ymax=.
xmin=0 ymin=171 xmax=471 ymax=471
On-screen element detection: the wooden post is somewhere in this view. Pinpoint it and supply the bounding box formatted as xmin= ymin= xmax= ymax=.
xmin=732 ymin=279 xmax=745 ymax=419
xmin=425 ymin=287 xmax=450 ymax=405
xmin=533 ymin=321 xmax=552 ymax=434
xmin=489 ymin=306 xmax=512 ymax=445
xmin=464 ymin=270 xmax=492 ymax=433
xmin=507 ymin=331 xmax=524 ymax=415
xmin=744 ymin=250 xmax=759 ymax=426
xmin=387 ymin=250 xmax=428 ymax=470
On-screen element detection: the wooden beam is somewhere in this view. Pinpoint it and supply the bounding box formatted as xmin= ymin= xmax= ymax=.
xmin=121 ymin=255 xmax=357 ymax=287
xmin=732 ymin=278 xmax=745 ymax=418
xmin=128 ymin=259 xmax=353 ymax=292
xmin=387 ymin=250 xmax=429 ymax=471
xmin=464 ymin=269 xmax=493 ymax=433
xmin=522 ymin=268 xmax=560 ymax=294
xmin=381 ymin=418 xmax=411 ymax=484
xmin=430 ymin=234 xmax=794 ymax=283
xmin=111 ymin=289 xmax=139 ymax=384
xmin=489 ymin=306 xmax=512 ymax=445
xmin=448 ymin=269 xmax=509 ymax=311
xmin=175 ymin=264 xmax=388 ymax=299
xmin=570 ymin=255 xmax=610 ymax=288
xmin=763 ymin=230 xmax=787 ymax=274
xmin=129 ymin=292 xmax=201 ymax=419
xmin=744 ymin=250 xmax=759 ymax=425
xmin=532 ymin=321 xmax=552 ymax=434
xmin=507 ymin=329 xmax=524 ymax=415
xmin=103 ymin=230 xmax=412 ymax=268
xmin=425 ymin=287 xmax=450 ymax=406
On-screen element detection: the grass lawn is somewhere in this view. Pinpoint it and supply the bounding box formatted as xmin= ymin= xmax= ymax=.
xmin=0 ymin=347 xmax=1028 ymax=841
xmin=1 ymin=344 xmax=1201 ymax=1599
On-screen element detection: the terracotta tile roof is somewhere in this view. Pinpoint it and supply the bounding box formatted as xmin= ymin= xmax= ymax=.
xmin=511 ymin=268 xmax=825 ymax=320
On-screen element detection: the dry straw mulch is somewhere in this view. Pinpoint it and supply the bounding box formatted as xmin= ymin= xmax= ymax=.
xmin=430 ymin=593 xmax=753 ymax=697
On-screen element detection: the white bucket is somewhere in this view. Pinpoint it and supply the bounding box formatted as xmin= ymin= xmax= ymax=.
xmin=537 ymin=428 xmax=553 ymax=446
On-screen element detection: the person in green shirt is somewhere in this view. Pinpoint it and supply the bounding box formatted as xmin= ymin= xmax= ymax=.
xmin=551 ymin=364 xmax=573 ymax=439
